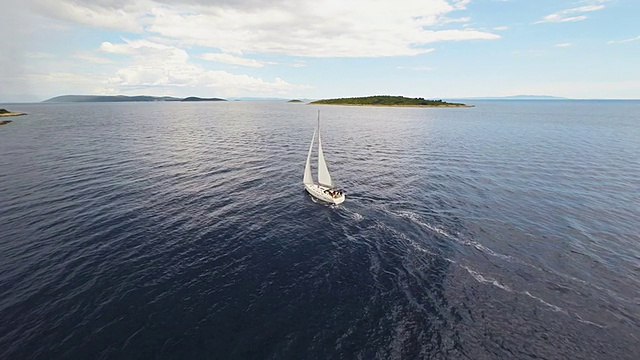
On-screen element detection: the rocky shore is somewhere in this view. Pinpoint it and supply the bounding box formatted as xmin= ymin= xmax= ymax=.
xmin=0 ymin=109 xmax=27 ymax=117
xmin=0 ymin=109 xmax=26 ymax=126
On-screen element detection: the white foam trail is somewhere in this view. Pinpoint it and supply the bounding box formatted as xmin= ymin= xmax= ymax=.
xmin=462 ymin=265 xmax=512 ymax=292
xmin=395 ymin=210 xmax=616 ymax=327
xmin=573 ymin=313 xmax=607 ymax=328
xmin=523 ymin=291 xmax=566 ymax=313
xmin=393 ymin=210 xmax=636 ymax=308
xmin=393 ymin=210 xmax=536 ymax=267
xmin=405 ymin=236 xmax=454 ymax=262
xmin=369 ymin=216 xmax=453 ymax=263
xmin=461 ymin=265 xmax=568 ymax=314
xmin=388 ymin=225 xmax=441 ymax=258
xmin=395 ymin=211 xmax=458 ymax=241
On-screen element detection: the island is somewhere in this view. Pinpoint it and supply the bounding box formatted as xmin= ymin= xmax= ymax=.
xmin=181 ymin=97 xmax=226 ymax=102
xmin=43 ymin=95 xmax=228 ymax=103
xmin=0 ymin=108 xmax=27 ymax=121
xmin=309 ymin=95 xmax=472 ymax=107
xmin=288 ymin=99 xmax=303 ymax=103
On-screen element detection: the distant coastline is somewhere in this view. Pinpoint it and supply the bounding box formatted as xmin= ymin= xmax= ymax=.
xmin=458 ymin=95 xmax=568 ymax=100
xmin=43 ymin=95 xmax=227 ymax=103
xmin=310 ymin=95 xmax=472 ymax=107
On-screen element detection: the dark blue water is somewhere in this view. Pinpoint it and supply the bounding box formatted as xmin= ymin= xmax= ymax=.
xmin=1 ymin=100 xmax=639 ymax=359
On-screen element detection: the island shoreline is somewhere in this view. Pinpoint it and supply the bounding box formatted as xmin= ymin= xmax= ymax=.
xmin=309 ymin=95 xmax=473 ymax=107
xmin=309 ymin=103 xmax=474 ymax=108
xmin=0 ymin=110 xmax=27 ymax=118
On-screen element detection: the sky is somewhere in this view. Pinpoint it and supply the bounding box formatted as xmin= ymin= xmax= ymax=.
xmin=1 ymin=0 xmax=639 ymax=102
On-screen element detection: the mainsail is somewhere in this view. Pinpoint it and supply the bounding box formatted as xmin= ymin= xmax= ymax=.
xmin=303 ymin=130 xmax=316 ymax=185
xmin=317 ymin=131 xmax=333 ymax=187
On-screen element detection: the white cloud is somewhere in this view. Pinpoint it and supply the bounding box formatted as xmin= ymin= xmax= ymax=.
xmin=32 ymin=0 xmax=500 ymax=58
xmin=9 ymin=0 xmax=505 ymax=100
xmin=99 ymin=39 xmax=307 ymax=95
xmin=31 ymin=0 xmax=150 ymax=32
xmin=145 ymin=3 xmax=499 ymax=57
xmin=554 ymin=43 xmax=572 ymax=47
xmin=452 ymin=0 xmax=471 ymax=10
xmin=198 ymin=53 xmax=272 ymax=67
xmin=535 ymin=4 xmax=606 ymax=24
xmin=607 ymin=36 xmax=640 ymax=44
xmin=493 ymin=26 xmax=508 ymax=31
xmin=439 ymin=16 xmax=472 ymax=25
xmin=100 ymin=38 xmax=177 ymax=56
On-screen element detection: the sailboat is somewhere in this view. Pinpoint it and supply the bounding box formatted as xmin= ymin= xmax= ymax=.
xmin=303 ymin=111 xmax=345 ymax=205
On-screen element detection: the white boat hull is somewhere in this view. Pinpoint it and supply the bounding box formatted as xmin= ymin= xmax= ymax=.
xmin=304 ymin=183 xmax=345 ymax=205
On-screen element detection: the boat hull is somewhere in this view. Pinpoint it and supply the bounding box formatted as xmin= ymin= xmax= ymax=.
xmin=304 ymin=183 xmax=345 ymax=205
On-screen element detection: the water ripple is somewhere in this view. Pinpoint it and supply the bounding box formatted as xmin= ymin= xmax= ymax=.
xmin=1 ymin=100 xmax=639 ymax=359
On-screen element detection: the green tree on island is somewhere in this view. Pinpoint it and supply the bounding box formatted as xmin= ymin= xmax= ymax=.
xmin=310 ymin=95 xmax=468 ymax=107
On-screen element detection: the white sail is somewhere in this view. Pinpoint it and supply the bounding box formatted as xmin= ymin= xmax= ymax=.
xmin=303 ymin=130 xmax=316 ymax=185
xmin=316 ymin=120 xmax=334 ymax=188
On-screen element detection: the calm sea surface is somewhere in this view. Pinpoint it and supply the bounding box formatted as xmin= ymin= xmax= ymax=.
xmin=1 ymin=100 xmax=638 ymax=359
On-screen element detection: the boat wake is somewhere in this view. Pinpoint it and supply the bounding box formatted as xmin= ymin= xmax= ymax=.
xmin=460 ymin=265 xmax=568 ymax=313
xmin=383 ymin=209 xmax=611 ymax=327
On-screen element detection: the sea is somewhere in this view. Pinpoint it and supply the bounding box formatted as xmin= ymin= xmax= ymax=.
xmin=0 ymin=100 xmax=638 ymax=359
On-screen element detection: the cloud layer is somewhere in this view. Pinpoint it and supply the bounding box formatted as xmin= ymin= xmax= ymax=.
xmin=99 ymin=39 xmax=303 ymax=95
xmin=4 ymin=0 xmax=500 ymax=98
xmin=535 ymin=1 xmax=608 ymax=24
xmin=607 ymin=36 xmax=640 ymax=45
xmin=33 ymin=0 xmax=500 ymax=58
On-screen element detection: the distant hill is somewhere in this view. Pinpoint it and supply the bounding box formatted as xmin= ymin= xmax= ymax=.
xmin=310 ymin=95 xmax=471 ymax=107
xmin=43 ymin=95 xmax=183 ymax=103
xmin=461 ymin=95 xmax=568 ymax=100
xmin=181 ymin=97 xmax=227 ymax=102
xmin=43 ymin=95 xmax=228 ymax=103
